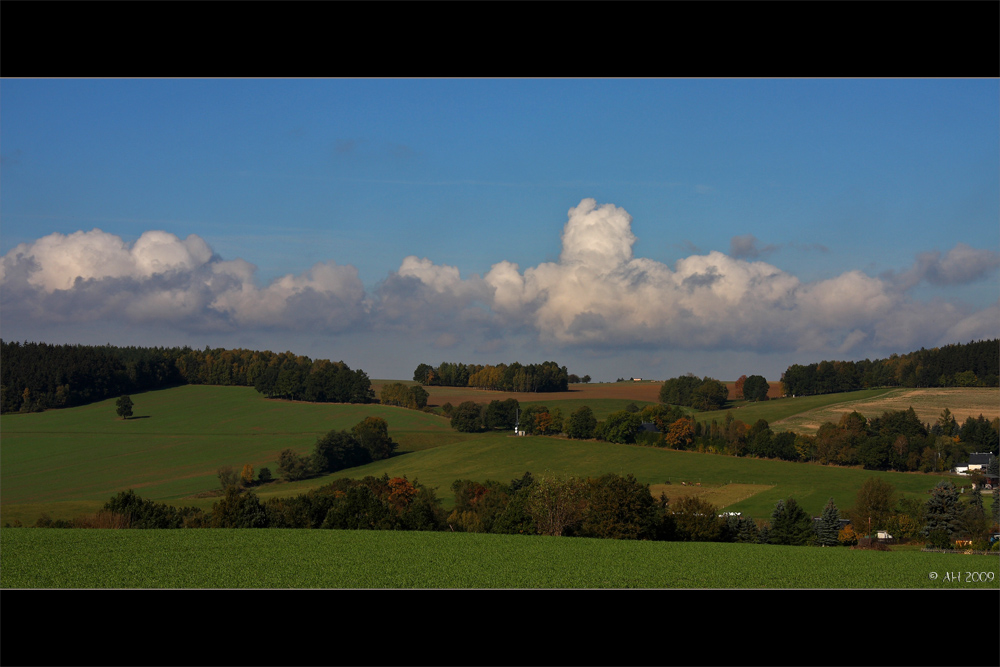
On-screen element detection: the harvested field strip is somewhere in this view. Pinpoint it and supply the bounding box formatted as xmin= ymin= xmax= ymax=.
xmin=725 ymin=381 xmax=784 ymax=400
xmin=411 ymin=381 xmax=665 ymax=408
xmin=773 ymin=387 xmax=1000 ymax=435
xmin=696 ymin=388 xmax=894 ymax=430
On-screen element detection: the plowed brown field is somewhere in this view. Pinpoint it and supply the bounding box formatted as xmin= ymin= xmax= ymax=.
xmin=412 ymin=381 xmax=665 ymax=407
xmin=373 ymin=379 xmax=784 ymax=407
xmin=726 ymin=382 xmax=784 ymax=400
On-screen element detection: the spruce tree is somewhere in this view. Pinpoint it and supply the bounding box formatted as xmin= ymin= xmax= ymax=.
xmin=922 ymin=480 xmax=962 ymax=548
xmin=735 ymin=515 xmax=759 ymax=543
xmin=969 ymin=485 xmax=984 ymax=515
xmin=816 ymin=497 xmax=841 ymax=546
xmin=769 ymin=497 xmax=814 ymax=546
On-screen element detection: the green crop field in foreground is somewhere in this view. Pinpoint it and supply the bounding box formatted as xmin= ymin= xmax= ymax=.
xmin=2 ymin=529 xmax=997 ymax=589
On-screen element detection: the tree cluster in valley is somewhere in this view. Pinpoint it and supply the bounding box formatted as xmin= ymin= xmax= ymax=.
xmin=658 ymin=375 xmax=730 ymax=411
xmin=0 ymin=341 xmax=375 ymax=413
xmin=274 ymin=416 xmax=398 ymax=482
xmin=378 ymin=382 xmax=429 ymax=410
xmin=638 ymin=405 xmax=998 ymax=474
xmin=413 ymin=360 xmax=571 ymax=392
xmin=780 ymin=338 xmax=999 ymax=396
xmin=17 ymin=469 xmax=998 ymax=553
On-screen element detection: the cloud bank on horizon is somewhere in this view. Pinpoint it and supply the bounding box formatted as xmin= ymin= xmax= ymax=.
xmin=2 ymin=198 xmax=998 ymax=362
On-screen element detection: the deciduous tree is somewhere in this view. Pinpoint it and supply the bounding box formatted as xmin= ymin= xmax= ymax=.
xmin=352 ymin=416 xmax=397 ymax=461
xmin=277 ymin=448 xmax=311 ymax=481
xmin=578 ymin=473 xmax=657 ymax=540
xmin=116 ymin=394 xmax=134 ymax=420
xmin=742 ymin=375 xmax=769 ymax=402
xmin=671 ymin=495 xmax=725 ymax=542
xmin=663 ymin=417 xmax=695 ymax=450
xmin=602 ymin=410 xmax=642 ymax=444
xmin=849 ymin=476 xmax=896 ymax=535
xmin=566 ymin=405 xmax=597 ymax=439
xmin=527 ymin=474 xmax=586 ymax=537
xmin=218 ymin=465 xmax=240 ymax=490
xmin=210 ymin=486 xmax=268 ymax=528
xmin=450 ymin=401 xmax=485 ymax=433
xmin=312 ymin=430 xmax=371 ymax=474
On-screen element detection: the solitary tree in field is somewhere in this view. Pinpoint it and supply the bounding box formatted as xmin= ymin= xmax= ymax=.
xmin=116 ymin=395 xmax=134 ymax=420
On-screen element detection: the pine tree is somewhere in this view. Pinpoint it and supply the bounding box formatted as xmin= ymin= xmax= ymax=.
xmin=816 ymin=497 xmax=841 ymax=546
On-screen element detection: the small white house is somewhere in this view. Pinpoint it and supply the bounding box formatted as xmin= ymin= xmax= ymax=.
xmin=954 ymin=452 xmax=996 ymax=475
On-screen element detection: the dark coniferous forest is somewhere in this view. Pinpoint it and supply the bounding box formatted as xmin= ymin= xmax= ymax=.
xmin=780 ymin=339 xmax=998 ymax=396
xmin=0 ymin=341 xmax=374 ymax=413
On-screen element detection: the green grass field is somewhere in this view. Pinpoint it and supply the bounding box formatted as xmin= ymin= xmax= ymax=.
xmin=0 ymin=385 xmax=459 ymax=520
xmin=3 ymin=528 xmax=996 ymax=589
xmin=0 ymin=384 xmax=975 ymax=525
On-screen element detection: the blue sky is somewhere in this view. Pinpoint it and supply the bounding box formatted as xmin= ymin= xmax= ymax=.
xmin=2 ymin=79 xmax=997 ymax=382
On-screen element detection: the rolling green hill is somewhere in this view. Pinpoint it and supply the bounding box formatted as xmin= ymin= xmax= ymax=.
xmin=1 ymin=384 xmax=963 ymax=526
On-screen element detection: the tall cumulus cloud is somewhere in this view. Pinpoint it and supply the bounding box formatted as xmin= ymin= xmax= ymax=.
xmin=2 ymin=199 xmax=997 ymax=357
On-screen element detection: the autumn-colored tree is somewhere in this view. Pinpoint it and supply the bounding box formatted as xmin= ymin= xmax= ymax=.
xmin=240 ymin=463 xmax=255 ymax=487
xmin=379 ymin=382 xmax=416 ymax=408
xmin=534 ymin=410 xmax=554 ymax=435
xmin=838 ymin=523 xmax=859 ymax=546
xmin=387 ymin=476 xmax=418 ymax=510
xmin=734 ymin=375 xmax=747 ymax=401
xmin=663 ymin=417 xmax=695 ymax=450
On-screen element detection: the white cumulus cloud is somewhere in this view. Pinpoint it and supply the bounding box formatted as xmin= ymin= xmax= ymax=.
xmin=2 ymin=200 xmax=996 ymax=362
